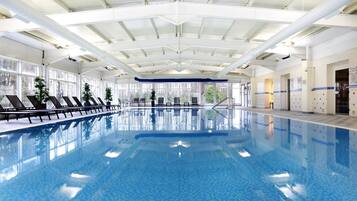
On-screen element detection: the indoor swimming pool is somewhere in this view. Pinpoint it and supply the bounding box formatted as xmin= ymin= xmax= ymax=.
xmin=0 ymin=108 xmax=356 ymax=201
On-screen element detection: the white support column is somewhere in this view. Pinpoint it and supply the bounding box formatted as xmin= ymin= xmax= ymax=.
xmin=17 ymin=61 xmax=22 ymax=101
xmin=301 ymin=46 xmax=315 ymax=113
xmin=250 ymin=78 xmax=257 ymax=108
xmin=199 ymin=83 xmax=203 ymax=105
xmin=228 ymin=82 xmax=233 ymax=108
xmin=78 ymin=74 xmax=82 ymax=100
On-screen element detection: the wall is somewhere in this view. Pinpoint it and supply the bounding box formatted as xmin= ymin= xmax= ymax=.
xmin=312 ymin=48 xmax=357 ymax=116
xmin=250 ymin=30 xmax=357 ymax=116
xmin=251 ymin=63 xmax=303 ymax=111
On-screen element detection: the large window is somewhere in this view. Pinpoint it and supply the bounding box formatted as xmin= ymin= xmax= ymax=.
xmin=0 ymin=57 xmax=40 ymax=107
xmin=232 ymin=83 xmax=241 ymax=105
xmin=49 ymin=68 xmax=78 ymax=104
xmin=82 ymin=76 xmax=101 ymax=99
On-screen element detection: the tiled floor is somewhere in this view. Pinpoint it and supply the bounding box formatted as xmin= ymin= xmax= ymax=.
xmin=239 ymin=107 xmax=357 ymax=131
xmin=0 ymin=110 xmax=121 ymax=133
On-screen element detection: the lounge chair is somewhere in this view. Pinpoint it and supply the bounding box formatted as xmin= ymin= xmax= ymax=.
xmin=139 ymin=98 xmax=146 ymax=107
xmin=157 ymin=97 xmax=164 ymax=107
xmin=27 ymin=95 xmax=65 ymax=119
xmin=192 ymin=97 xmax=199 ymax=106
xmin=118 ymin=98 xmax=122 ymax=108
xmin=63 ymin=96 xmax=88 ymax=115
xmin=72 ymin=96 xmax=99 ymax=113
xmin=132 ymin=98 xmax=139 ymax=107
xmin=48 ymin=96 xmax=80 ymax=117
xmin=174 ymin=97 xmax=180 ymax=106
xmin=97 ymin=97 xmax=120 ymax=110
xmin=90 ymin=97 xmax=104 ymax=112
xmin=6 ymin=95 xmax=53 ymax=122
xmin=166 ymin=101 xmax=172 ymax=106
xmin=0 ymin=104 xmax=36 ymax=123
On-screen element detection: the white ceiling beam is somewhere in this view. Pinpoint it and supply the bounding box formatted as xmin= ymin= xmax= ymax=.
xmin=244 ymin=0 xmax=294 ymax=42
xmin=135 ymin=64 xmax=222 ymax=73
xmin=52 ymin=0 xmax=73 ymax=12
xmin=80 ymin=53 xmax=277 ymax=72
xmin=134 ymin=64 xmax=252 ymax=75
xmin=98 ymin=37 xmax=260 ymax=52
xmin=124 ymin=54 xmax=277 ymax=68
xmin=104 ymin=72 xmax=249 ymax=80
xmin=1 ymin=2 xmax=357 ymax=33
xmin=0 ymin=0 xmax=140 ymax=77
xmin=52 ymin=0 xmax=113 ymax=44
xmin=150 ymin=18 xmax=160 ymax=39
xmin=218 ymin=0 xmax=351 ymax=77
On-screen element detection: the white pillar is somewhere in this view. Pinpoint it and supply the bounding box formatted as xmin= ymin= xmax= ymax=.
xmin=250 ymin=77 xmax=257 ymax=108
xmin=301 ymin=46 xmax=315 ymax=113
xmin=78 ymin=74 xmax=82 ymax=100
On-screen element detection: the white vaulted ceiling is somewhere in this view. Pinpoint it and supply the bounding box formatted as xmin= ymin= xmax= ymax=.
xmin=0 ymin=0 xmax=356 ymax=79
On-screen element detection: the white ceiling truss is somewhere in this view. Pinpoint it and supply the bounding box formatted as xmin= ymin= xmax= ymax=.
xmin=0 ymin=0 xmax=355 ymax=80
xmin=1 ymin=2 xmax=357 ymax=32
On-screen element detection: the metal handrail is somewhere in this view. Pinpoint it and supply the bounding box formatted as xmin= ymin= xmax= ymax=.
xmin=212 ymin=97 xmax=234 ymax=109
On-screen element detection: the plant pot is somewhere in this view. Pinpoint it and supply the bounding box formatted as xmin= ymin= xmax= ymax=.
xmin=84 ymin=101 xmax=91 ymax=106
xmin=38 ymin=103 xmax=46 ymax=110
xmin=151 ymin=100 xmax=155 ymax=107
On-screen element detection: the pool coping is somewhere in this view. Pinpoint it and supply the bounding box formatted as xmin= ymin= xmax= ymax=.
xmin=0 ymin=109 xmax=124 ymax=134
xmin=239 ymin=107 xmax=357 ymax=132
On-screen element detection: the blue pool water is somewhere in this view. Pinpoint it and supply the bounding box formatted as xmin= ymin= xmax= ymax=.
xmin=0 ymin=108 xmax=357 ymax=201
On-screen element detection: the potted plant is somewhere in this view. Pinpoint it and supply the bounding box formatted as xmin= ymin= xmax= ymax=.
xmin=105 ymin=87 xmax=113 ymax=107
xmin=34 ymin=76 xmax=49 ymax=109
xmin=150 ymin=89 xmax=156 ymax=107
xmin=82 ymin=83 xmax=92 ymax=106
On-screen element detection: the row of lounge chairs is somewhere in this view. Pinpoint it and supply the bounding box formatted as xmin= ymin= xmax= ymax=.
xmin=130 ymin=97 xmax=199 ymax=107
xmin=131 ymin=98 xmax=147 ymax=107
xmin=0 ymin=95 xmax=120 ymax=123
xmin=157 ymin=97 xmax=199 ymax=107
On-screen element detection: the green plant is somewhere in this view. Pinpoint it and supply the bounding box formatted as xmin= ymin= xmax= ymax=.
xmin=150 ymin=89 xmax=156 ymax=107
xmin=105 ymin=87 xmax=113 ymax=102
xmin=150 ymin=89 xmax=156 ymax=102
xmin=34 ymin=76 xmax=49 ymax=104
xmin=82 ymin=83 xmax=92 ymax=103
xmin=204 ymin=85 xmax=224 ymax=103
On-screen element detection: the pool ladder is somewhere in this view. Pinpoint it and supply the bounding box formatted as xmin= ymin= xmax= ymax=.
xmin=212 ymin=97 xmax=234 ymax=109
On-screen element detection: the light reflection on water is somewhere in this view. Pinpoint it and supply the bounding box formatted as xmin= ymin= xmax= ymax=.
xmin=0 ymin=108 xmax=356 ymax=201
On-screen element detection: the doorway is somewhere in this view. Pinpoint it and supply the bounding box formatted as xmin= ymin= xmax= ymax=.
xmin=335 ymin=69 xmax=349 ymax=114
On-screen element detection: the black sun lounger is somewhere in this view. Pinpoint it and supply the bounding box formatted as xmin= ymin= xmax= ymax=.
xmin=0 ymin=104 xmax=36 ymax=123
xmin=6 ymin=95 xmax=55 ymax=122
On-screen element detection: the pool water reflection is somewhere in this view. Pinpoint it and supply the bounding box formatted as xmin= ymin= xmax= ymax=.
xmin=0 ymin=108 xmax=357 ymax=201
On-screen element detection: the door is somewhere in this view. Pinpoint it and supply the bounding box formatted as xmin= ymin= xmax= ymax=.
xmin=335 ymin=69 xmax=349 ymax=114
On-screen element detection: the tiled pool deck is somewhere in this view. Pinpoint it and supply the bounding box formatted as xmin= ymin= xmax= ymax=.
xmin=239 ymin=107 xmax=357 ymax=131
